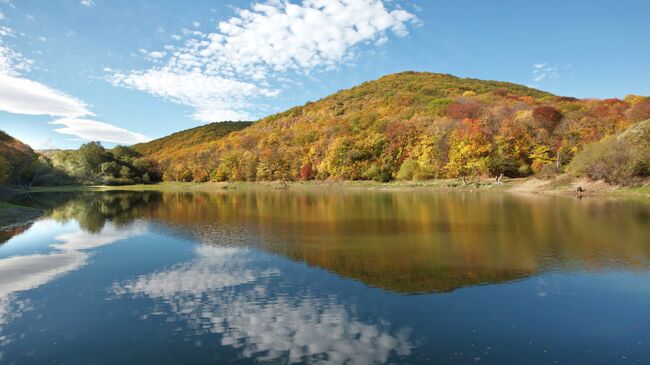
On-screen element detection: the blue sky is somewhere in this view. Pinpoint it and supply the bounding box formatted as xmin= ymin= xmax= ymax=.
xmin=0 ymin=0 xmax=649 ymax=149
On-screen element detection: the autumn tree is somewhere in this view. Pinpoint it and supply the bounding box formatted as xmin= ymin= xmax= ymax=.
xmin=532 ymin=106 xmax=563 ymax=132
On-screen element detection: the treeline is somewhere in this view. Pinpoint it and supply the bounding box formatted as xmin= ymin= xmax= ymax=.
xmin=0 ymin=133 xmax=160 ymax=187
xmin=137 ymin=72 xmax=650 ymax=185
xmin=48 ymin=142 xmax=160 ymax=185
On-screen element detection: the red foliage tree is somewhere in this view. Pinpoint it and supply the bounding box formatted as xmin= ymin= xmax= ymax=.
xmin=532 ymin=106 xmax=563 ymax=131
xmin=446 ymin=101 xmax=483 ymax=120
xmin=299 ymin=162 xmax=313 ymax=180
xmin=625 ymin=100 xmax=650 ymax=122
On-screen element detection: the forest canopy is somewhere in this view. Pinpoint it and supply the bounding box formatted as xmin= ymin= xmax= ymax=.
xmin=134 ymin=72 xmax=650 ymax=184
xmin=2 ymin=72 xmax=650 ymax=187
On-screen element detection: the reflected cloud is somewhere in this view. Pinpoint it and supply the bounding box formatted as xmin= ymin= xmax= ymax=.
xmin=0 ymin=251 xmax=87 ymax=295
xmin=52 ymin=222 xmax=146 ymax=251
xmin=0 ymin=220 xmax=147 ymax=344
xmin=112 ymin=245 xmax=413 ymax=364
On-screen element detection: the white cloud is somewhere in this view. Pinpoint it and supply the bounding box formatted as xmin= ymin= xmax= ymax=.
xmin=192 ymin=21 xmax=201 ymax=28
xmin=0 ymin=28 xmax=149 ymax=145
xmin=0 ymin=74 xmax=91 ymax=117
xmin=147 ymin=51 xmax=166 ymax=59
xmin=110 ymin=0 xmax=417 ymax=122
xmin=80 ymin=0 xmax=95 ymax=6
xmin=109 ymin=69 xmax=277 ymax=121
xmin=51 ymin=118 xmax=151 ymax=144
xmin=532 ymin=63 xmax=561 ymax=82
xmin=0 ymin=11 xmax=4 ymax=20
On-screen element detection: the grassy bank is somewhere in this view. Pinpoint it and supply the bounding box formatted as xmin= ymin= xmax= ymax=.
xmin=0 ymin=202 xmax=43 ymax=231
xmin=10 ymin=176 xmax=650 ymax=198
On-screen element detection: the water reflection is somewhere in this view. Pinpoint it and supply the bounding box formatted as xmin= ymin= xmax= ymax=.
xmin=12 ymin=190 xmax=650 ymax=294
xmin=0 ymin=220 xmax=146 ymax=348
xmin=1 ymin=191 xmax=650 ymax=364
xmin=112 ymin=245 xmax=413 ymax=364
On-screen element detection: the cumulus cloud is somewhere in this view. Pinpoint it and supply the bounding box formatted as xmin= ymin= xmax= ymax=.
xmin=110 ymin=69 xmax=277 ymax=121
xmin=80 ymin=0 xmax=95 ymax=6
xmin=109 ymin=0 xmax=417 ymax=122
xmin=50 ymin=118 xmax=151 ymax=144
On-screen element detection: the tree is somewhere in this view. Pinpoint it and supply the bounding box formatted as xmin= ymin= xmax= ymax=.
xmin=445 ymin=118 xmax=492 ymax=179
xmin=0 ymin=155 xmax=10 ymax=185
xmin=299 ymin=162 xmax=314 ymax=180
xmin=532 ymin=106 xmax=563 ymax=132
xmin=625 ymin=99 xmax=650 ymax=122
xmin=446 ymin=101 xmax=483 ymax=120
xmin=119 ymin=165 xmax=132 ymax=179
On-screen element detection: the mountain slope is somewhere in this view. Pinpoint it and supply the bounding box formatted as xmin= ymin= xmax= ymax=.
xmin=133 ymin=121 xmax=253 ymax=159
xmin=0 ymin=131 xmax=38 ymax=185
xmin=137 ymin=72 xmax=650 ymax=182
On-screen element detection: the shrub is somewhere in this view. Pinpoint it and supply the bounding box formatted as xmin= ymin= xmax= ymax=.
xmin=103 ymin=177 xmax=136 ymax=186
xmin=536 ymin=163 xmax=562 ymax=179
xmin=568 ymin=138 xmax=635 ymax=184
xmin=427 ymin=98 xmax=454 ymax=116
xmin=396 ymin=159 xmax=418 ymax=180
xmin=362 ymin=164 xmax=390 ymax=182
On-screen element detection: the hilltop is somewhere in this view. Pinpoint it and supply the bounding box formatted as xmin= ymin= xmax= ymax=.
xmin=137 ymin=72 xmax=650 ymax=183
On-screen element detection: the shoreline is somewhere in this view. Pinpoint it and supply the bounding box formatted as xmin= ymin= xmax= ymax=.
xmin=1 ymin=177 xmax=648 ymax=230
xmin=6 ymin=176 xmax=649 ymax=197
xmin=0 ymin=202 xmax=43 ymax=232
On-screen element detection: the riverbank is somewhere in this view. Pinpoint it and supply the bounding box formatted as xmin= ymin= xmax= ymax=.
xmin=9 ymin=176 xmax=650 ymax=197
xmin=0 ymin=202 xmax=43 ymax=231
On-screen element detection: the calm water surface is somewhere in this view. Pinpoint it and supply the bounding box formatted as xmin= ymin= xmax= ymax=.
xmin=1 ymin=190 xmax=650 ymax=364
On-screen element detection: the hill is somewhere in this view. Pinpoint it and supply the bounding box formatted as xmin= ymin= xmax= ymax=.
xmin=0 ymin=131 xmax=38 ymax=185
xmin=133 ymin=121 xmax=253 ymax=159
xmin=137 ymin=71 xmax=650 ymax=183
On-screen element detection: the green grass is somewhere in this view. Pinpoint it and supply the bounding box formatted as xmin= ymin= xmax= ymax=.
xmin=9 ymin=178 xmax=650 ymax=201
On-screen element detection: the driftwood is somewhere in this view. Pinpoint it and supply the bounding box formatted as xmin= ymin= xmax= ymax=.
xmin=495 ymin=173 xmax=504 ymax=185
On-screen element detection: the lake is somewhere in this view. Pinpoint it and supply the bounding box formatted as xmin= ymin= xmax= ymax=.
xmin=1 ymin=190 xmax=650 ymax=364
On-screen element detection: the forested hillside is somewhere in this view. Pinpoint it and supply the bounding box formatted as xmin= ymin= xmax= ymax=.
xmin=133 ymin=121 xmax=252 ymax=160
xmin=141 ymin=72 xmax=650 ymax=183
xmin=3 ymin=72 xmax=649 ymax=187
xmin=0 ymin=131 xmax=38 ymax=185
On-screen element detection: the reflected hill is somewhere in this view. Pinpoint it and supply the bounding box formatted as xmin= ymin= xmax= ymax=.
xmin=13 ymin=190 xmax=650 ymax=294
